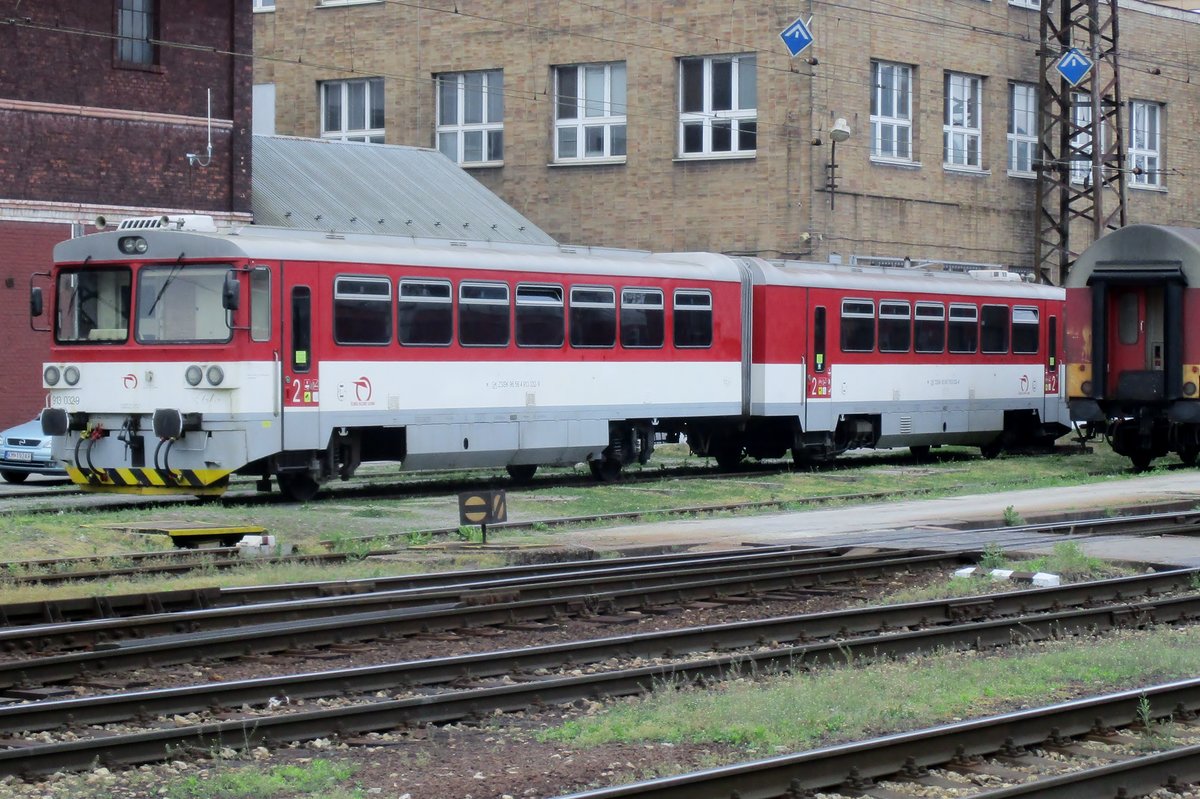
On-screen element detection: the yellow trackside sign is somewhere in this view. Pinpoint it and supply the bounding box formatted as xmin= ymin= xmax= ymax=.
xmin=458 ymin=490 xmax=507 ymax=526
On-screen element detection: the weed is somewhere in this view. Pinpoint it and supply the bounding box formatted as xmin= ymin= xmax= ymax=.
xmin=1002 ymin=505 xmax=1025 ymax=526
xmin=165 ymin=758 xmax=359 ymax=799
xmin=404 ymin=530 xmax=433 ymax=547
xmin=980 ymin=542 xmax=1007 ymax=571
xmin=456 ymin=525 xmax=483 ymax=543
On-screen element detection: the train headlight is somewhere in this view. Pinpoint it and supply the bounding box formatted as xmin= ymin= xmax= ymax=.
xmin=1081 ymin=380 xmax=1093 ymax=397
xmin=185 ymin=365 xmax=203 ymax=386
xmin=206 ymin=365 xmax=225 ymax=386
xmin=1186 ymin=382 xmax=1198 ymax=397
xmin=43 ymin=366 xmax=61 ymax=386
xmin=118 ymin=236 xmax=148 ymax=255
xmin=63 ymin=366 xmax=80 ymax=386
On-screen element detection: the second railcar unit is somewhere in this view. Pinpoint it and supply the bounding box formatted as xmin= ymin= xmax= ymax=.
xmin=35 ymin=216 xmax=1067 ymax=500
xmin=1066 ymin=224 xmax=1200 ymax=469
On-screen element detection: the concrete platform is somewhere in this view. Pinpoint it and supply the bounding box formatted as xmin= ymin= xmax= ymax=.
xmin=554 ymin=472 xmax=1200 ymax=568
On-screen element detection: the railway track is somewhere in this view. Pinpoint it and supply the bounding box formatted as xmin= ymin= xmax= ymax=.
xmin=1 ymin=576 xmax=1197 ymax=776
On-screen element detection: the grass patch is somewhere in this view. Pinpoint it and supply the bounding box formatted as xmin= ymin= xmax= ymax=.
xmin=544 ymin=626 xmax=1200 ymax=751
xmin=165 ymin=758 xmax=359 ymax=799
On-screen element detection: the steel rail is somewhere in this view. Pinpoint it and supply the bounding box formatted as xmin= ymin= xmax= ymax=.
xmin=548 ymin=677 xmax=1200 ymax=798
xmin=2 ymin=596 xmax=1200 ymax=776
xmin=966 ymin=743 xmax=1200 ymax=798
xmin=0 ymin=543 xmax=869 ymax=626
xmin=0 ymin=569 xmax=1196 ymax=736
xmin=0 ymin=550 xmax=965 ymax=653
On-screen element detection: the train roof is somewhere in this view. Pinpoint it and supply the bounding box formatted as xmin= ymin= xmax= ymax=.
xmin=746 ymin=258 xmax=1064 ymax=300
xmin=1066 ymin=224 xmax=1200 ymax=288
xmin=53 ymin=223 xmax=744 ymax=283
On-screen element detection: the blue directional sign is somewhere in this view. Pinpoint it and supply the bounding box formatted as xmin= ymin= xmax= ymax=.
xmin=780 ymin=16 xmax=814 ymax=57
xmin=1055 ymin=48 xmax=1094 ymax=87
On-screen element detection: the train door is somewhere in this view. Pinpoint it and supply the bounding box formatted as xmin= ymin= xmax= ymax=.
xmin=281 ymin=263 xmax=322 ymax=449
xmin=805 ymin=301 xmax=834 ymax=432
xmin=1107 ymin=286 xmax=1163 ymax=399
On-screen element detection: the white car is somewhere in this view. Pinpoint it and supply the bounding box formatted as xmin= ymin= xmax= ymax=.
xmin=0 ymin=418 xmax=66 ymax=483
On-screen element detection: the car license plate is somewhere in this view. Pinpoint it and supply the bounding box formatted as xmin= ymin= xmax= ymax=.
xmin=3 ymin=451 xmax=32 ymax=462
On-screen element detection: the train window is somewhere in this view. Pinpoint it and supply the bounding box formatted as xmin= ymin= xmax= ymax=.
xmin=914 ymin=302 xmax=945 ymax=354
xmin=981 ymin=304 xmax=1010 ymax=354
xmin=840 ymin=299 xmax=875 ymax=353
xmin=878 ymin=301 xmax=911 ymax=353
xmin=673 ymin=289 xmax=712 ymax=348
xmin=136 ymin=264 xmax=232 ymax=344
xmin=398 ymin=279 xmax=452 ymax=346
xmin=333 ymin=276 xmax=392 ymax=345
xmin=1012 ymin=306 xmax=1039 ymax=354
xmin=1117 ymin=292 xmax=1139 ymax=345
xmin=54 ymin=268 xmax=131 ymax=344
xmin=291 ymin=286 xmax=311 ymax=373
xmin=459 ymin=282 xmax=510 ymax=346
xmin=250 ymin=268 xmax=271 ymax=342
xmin=570 ymin=286 xmax=616 ymax=348
xmin=948 ymin=304 xmax=978 ymax=353
xmin=620 ymin=288 xmax=664 ymax=348
xmin=516 ymin=284 xmax=565 ymax=347
xmin=813 ymin=306 xmax=826 ymax=371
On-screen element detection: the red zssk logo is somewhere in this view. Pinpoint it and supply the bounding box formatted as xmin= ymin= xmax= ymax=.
xmin=353 ymin=377 xmax=372 ymax=403
xmin=123 ymin=373 xmax=138 ymax=389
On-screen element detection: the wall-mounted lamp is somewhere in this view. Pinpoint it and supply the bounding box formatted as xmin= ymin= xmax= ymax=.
xmin=826 ymin=117 xmax=851 ymax=210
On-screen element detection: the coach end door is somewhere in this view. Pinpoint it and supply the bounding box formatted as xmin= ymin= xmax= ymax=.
xmin=282 ymin=265 xmax=322 ymax=449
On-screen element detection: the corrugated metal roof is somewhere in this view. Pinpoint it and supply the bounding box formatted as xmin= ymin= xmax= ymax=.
xmin=251 ymin=135 xmax=555 ymax=245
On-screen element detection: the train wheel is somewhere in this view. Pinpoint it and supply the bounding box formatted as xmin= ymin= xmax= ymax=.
xmin=979 ymin=439 xmax=1003 ymax=459
xmin=1179 ymin=448 xmax=1198 ymax=467
xmin=589 ymin=457 xmax=623 ymax=482
xmin=277 ymin=472 xmax=321 ymax=502
xmin=909 ymin=445 xmax=932 ymax=461
xmin=714 ymin=445 xmax=743 ymax=472
xmin=1129 ymin=452 xmax=1154 ymax=472
xmin=506 ymin=464 xmax=538 ymax=484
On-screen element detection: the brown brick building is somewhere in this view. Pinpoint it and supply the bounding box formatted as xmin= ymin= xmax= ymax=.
xmin=0 ymin=0 xmax=252 ymax=427
xmin=253 ymin=0 xmax=1198 ymax=272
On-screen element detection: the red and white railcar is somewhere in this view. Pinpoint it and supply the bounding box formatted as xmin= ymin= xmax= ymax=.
xmin=34 ymin=216 xmax=1066 ymax=500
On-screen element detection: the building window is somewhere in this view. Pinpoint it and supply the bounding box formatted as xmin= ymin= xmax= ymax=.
xmin=1009 ymin=0 xmax=1039 ymax=8
xmin=944 ymin=72 xmax=982 ymax=169
xmin=320 ymin=79 xmax=384 ymax=143
xmin=437 ymin=71 xmax=504 ymax=165
xmin=870 ymin=61 xmax=913 ymax=161
xmin=1008 ymin=83 xmax=1037 ymax=176
xmin=555 ymin=63 xmax=627 ymax=162
xmin=1070 ymin=92 xmax=1107 ymax=185
xmin=678 ymin=54 xmax=757 ymax=157
xmin=1129 ymin=100 xmax=1162 ymax=188
xmin=253 ymin=0 xmax=275 ymax=10
xmin=116 ymin=0 xmax=156 ymax=66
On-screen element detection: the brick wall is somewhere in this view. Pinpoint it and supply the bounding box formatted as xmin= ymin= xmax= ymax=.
xmin=0 ymin=0 xmax=252 ymax=214
xmin=0 ymin=222 xmax=68 ymax=429
xmin=253 ymin=0 xmax=1200 ymax=272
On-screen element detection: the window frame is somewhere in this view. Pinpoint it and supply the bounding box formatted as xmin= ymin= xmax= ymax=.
xmin=878 ymin=300 xmax=912 ymax=354
xmin=948 ymin=303 xmax=979 ymax=354
xmin=980 ymin=304 xmax=1011 ymax=355
xmin=458 ymin=281 xmax=510 ymax=347
xmin=332 ymin=275 xmax=393 ymax=346
xmin=1070 ymin=91 xmax=1107 ymax=185
xmin=515 ymin=283 xmax=565 ymax=348
xmin=554 ymin=62 xmax=627 ymax=163
xmin=672 ymin=289 xmax=714 ymax=348
xmin=914 ymin=302 xmax=946 ymax=354
xmin=870 ymin=61 xmax=913 ymax=162
xmin=839 ymin=298 xmax=876 ymax=353
xmin=1129 ymin=100 xmax=1163 ymax=189
xmin=944 ymin=72 xmax=983 ymax=170
xmin=569 ymin=286 xmax=617 ymax=349
xmin=397 ymin=278 xmax=453 ymax=347
xmin=437 ymin=70 xmax=505 ymax=166
xmin=253 ymin=0 xmax=276 ymax=10
xmin=1012 ymin=306 xmax=1040 ymax=355
xmin=320 ymin=78 xmax=385 ymax=143
xmin=619 ymin=287 xmax=665 ymax=349
xmin=677 ymin=54 xmax=757 ymax=158
xmin=1008 ymin=82 xmax=1038 ymax=177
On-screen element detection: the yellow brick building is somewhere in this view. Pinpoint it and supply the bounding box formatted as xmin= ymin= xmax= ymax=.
xmin=252 ymin=0 xmax=1200 ymax=276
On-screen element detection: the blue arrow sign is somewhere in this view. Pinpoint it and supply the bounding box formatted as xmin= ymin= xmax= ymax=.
xmin=1055 ymin=48 xmax=1094 ymax=87
xmin=780 ymin=16 xmax=814 ymax=57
